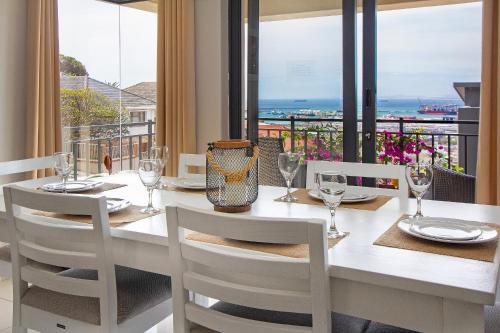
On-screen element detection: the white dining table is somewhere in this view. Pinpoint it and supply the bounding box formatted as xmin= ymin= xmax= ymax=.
xmin=1 ymin=173 xmax=499 ymax=333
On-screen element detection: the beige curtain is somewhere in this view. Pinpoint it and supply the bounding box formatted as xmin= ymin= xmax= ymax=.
xmin=26 ymin=0 xmax=62 ymax=178
xmin=477 ymin=0 xmax=500 ymax=205
xmin=156 ymin=0 xmax=197 ymax=176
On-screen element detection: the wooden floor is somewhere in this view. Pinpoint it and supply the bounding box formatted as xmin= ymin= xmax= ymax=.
xmin=0 ymin=279 xmax=174 ymax=333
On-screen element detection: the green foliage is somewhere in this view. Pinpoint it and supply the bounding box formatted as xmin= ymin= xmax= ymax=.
xmin=59 ymin=54 xmax=88 ymax=76
xmin=438 ymin=160 xmax=465 ymax=173
xmin=61 ymin=88 xmax=130 ymax=140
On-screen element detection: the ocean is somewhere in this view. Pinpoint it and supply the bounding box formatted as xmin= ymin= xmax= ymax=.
xmin=258 ymin=98 xmax=464 ymax=120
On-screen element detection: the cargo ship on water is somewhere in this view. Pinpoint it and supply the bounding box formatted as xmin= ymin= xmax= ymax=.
xmin=417 ymin=101 xmax=458 ymax=116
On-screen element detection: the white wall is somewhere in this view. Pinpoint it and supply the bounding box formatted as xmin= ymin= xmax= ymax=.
xmin=0 ymin=0 xmax=28 ymax=184
xmin=194 ymin=0 xmax=229 ymax=153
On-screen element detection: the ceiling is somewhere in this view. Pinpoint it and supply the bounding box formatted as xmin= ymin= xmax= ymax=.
xmin=99 ymin=0 xmax=157 ymax=12
xmin=99 ymin=0 xmax=480 ymax=18
xmin=243 ymin=0 xmax=481 ymax=21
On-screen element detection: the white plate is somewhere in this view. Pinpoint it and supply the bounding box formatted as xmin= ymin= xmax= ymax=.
xmin=411 ymin=217 xmax=482 ymax=240
xmin=342 ymin=193 xmax=377 ymax=203
xmin=107 ymin=198 xmax=132 ymax=213
xmin=307 ymin=190 xmax=376 ymax=203
xmin=174 ymin=178 xmax=206 ymax=189
xmin=41 ymin=181 xmax=104 ymax=193
xmin=398 ymin=217 xmax=498 ymax=244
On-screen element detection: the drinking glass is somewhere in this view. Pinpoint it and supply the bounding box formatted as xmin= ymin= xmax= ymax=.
xmin=138 ymin=159 xmax=163 ymax=213
xmin=278 ymin=152 xmax=302 ymax=202
xmin=150 ymin=146 xmax=169 ymax=170
xmin=318 ymin=171 xmax=347 ymax=238
xmin=313 ymin=171 xmax=320 ymax=192
xmin=150 ymin=146 xmax=169 ymax=188
xmin=53 ymin=152 xmax=73 ymax=191
xmin=405 ymin=162 xmax=433 ymax=218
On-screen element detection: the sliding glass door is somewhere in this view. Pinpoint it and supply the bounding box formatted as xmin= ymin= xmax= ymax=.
xmin=243 ymin=0 xmax=346 ymax=162
xmin=58 ymin=0 xmax=157 ymax=178
xmin=375 ymin=1 xmax=482 ymax=174
xmin=236 ymin=0 xmax=483 ymax=176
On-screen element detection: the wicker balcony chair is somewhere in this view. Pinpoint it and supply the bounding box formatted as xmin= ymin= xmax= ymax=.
xmin=432 ymin=165 xmax=476 ymax=203
xmin=258 ymin=137 xmax=287 ymax=187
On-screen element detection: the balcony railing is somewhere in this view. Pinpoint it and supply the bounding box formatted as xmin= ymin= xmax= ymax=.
xmin=257 ymin=116 xmax=479 ymax=174
xmin=64 ymin=117 xmax=479 ymax=179
xmin=63 ymin=120 xmax=155 ymax=179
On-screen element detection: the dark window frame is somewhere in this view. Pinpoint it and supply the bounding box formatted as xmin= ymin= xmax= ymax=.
xmin=228 ymin=1 xmax=378 ymax=159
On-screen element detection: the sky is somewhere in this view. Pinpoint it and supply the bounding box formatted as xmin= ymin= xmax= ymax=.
xmin=58 ymin=0 xmax=482 ymax=99
xmin=58 ymin=0 xmax=157 ymax=89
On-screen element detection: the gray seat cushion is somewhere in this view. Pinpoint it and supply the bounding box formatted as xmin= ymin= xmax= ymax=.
xmin=0 ymin=245 xmax=10 ymax=262
xmin=209 ymin=302 xmax=371 ymax=332
xmin=365 ymin=322 xmax=419 ymax=333
xmin=21 ymin=265 xmax=171 ymax=325
xmin=486 ymin=303 xmax=500 ymax=333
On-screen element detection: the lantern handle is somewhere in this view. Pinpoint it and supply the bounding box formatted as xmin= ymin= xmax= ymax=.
xmin=206 ymin=146 xmax=260 ymax=184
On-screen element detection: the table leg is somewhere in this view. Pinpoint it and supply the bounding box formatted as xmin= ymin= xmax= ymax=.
xmin=443 ymin=299 xmax=484 ymax=333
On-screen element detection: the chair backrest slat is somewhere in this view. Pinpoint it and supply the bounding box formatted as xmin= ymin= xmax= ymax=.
xmin=20 ymin=265 xmax=101 ymax=298
xmin=18 ymin=240 xmax=98 ymax=270
xmin=15 ymin=215 xmax=96 ymax=243
xmin=306 ymin=161 xmax=408 ymax=198
xmin=3 ymin=185 xmax=119 ymax=330
xmin=177 ymin=207 xmax=311 ymax=244
xmin=183 ymin=271 xmax=312 ymax=313
xmin=167 ymin=204 xmax=330 ymax=333
xmin=178 ymin=153 xmax=206 ymax=178
xmin=0 ymin=156 xmax=56 ymax=176
xmin=185 ymin=303 xmax=313 ymax=333
xmin=181 ymin=242 xmax=310 ymax=279
xmin=9 ymin=188 xmax=102 ymax=216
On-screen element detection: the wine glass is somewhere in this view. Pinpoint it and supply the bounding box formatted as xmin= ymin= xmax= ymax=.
xmin=53 ymin=152 xmax=73 ymax=191
xmin=278 ymin=152 xmax=302 ymax=202
xmin=313 ymin=171 xmax=321 ymax=193
xmin=138 ymin=159 xmax=162 ymax=213
xmin=405 ymin=162 xmax=433 ymax=218
xmin=150 ymin=146 xmax=169 ymax=188
xmin=150 ymin=146 xmax=169 ymax=169
xmin=318 ymin=171 xmax=347 ymax=238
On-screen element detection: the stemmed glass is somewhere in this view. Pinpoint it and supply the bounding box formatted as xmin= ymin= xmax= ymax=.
xmin=150 ymin=146 xmax=169 ymax=188
xmin=405 ymin=162 xmax=433 ymax=218
xmin=278 ymin=152 xmax=302 ymax=202
xmin=318 ymin=171 xmax=347 ymax=238
xmin=138 ymin=159 xmax=163 ymax=213
xmin=53 ymin=152 xmax=73 ymax=191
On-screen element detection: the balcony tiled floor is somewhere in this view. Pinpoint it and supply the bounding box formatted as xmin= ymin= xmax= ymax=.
xmin=0 ymin=279 xmax=174 ymax=333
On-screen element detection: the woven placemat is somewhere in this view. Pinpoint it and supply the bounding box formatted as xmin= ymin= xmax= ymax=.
xmin=36 ymin=182 xmax=127 ymax=195
xmin=374 ymin=215 xmax=500 ymax=262
xmin=274 ymin=189 xmax=393 ymax=211
xmin=33 ymin=205 xmax=162 ymax=227
xmin=185 ymin=232 xmax=348 ymax=258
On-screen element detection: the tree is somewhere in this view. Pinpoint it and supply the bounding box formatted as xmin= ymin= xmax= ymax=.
xmin=61 ymin=88 xmax=130 ymax=141
xmin=59 ymin=54 xmax=88 ymax=76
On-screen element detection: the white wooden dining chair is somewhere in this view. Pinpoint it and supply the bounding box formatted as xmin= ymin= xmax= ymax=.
xmin=306 ymin=161 xmax=409 ymax=199
xmin=3 ymin=185 xmax=173 ymax=333
xmin=0 ymin=156 xmax=58 ymax=178
xmin=178 ymin=154 xmax=206 ymax=178
xmin=0 ymin=155 xmax=59 ymax=279
xmin=166 ymin=204 xmax=370 ymax=333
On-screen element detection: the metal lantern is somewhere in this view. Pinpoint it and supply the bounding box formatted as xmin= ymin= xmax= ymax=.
xmin=206 ymin=140 xmax=259 ymax=213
